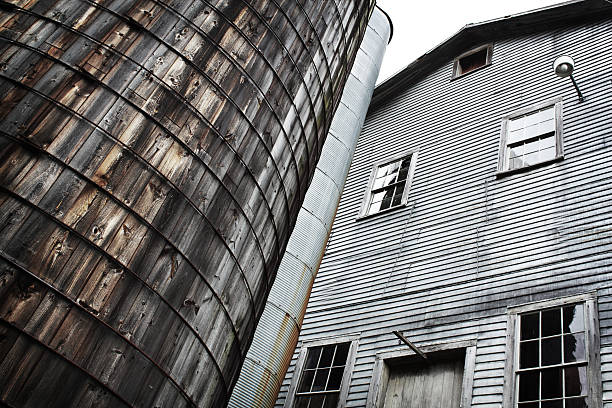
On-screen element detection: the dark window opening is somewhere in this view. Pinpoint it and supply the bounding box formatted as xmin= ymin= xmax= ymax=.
xmin=516 ymin=304 xmax=588 ymax=407
xmin=295 ymin=342 xmax=351 ymax=408
xmin=453 ymin=45 xmax=492 ymax=78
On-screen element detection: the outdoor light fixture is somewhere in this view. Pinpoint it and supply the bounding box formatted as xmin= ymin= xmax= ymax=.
xmin=553 ymin=55 xmax=584 ymax=102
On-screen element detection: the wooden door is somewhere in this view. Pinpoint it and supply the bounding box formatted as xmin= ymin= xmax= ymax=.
xmin=382 ymin=353 xmax=465 ymax=408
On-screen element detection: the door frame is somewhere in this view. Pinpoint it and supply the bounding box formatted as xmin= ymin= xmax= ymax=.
xmin=366 ymin=339 xmax=477 ymax=408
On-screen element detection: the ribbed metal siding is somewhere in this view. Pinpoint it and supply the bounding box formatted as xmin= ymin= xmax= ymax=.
xmin=0 ymin=0 xmax=375 ymax=407
xmin=230 ymin=8 xmax=390 ymax=408
xmin=277 ymin=18 xmax=612 ymax=408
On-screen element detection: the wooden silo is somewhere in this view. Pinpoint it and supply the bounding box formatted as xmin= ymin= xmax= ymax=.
xmin=0 ymin=0 xmax=376 ymax=406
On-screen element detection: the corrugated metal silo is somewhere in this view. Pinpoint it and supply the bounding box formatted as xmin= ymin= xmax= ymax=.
xmin=0 ymin=0 xmax=375 ymax=406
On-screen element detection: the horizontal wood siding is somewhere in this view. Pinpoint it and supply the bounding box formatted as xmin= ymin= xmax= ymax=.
xmin=0 ymin=0 xmax=375 ymax=406
xmin=278 ymin=17 xmax=612 ymax=408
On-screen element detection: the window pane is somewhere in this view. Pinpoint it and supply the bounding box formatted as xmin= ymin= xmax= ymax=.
xmin=312 ymin=368 xmax=329 ymax=392
xmin=397 ymin=158 xmax=410 ymax=181
xmin=509 ymin=156 xmax=524 ymax=170
xmin=564 ymin=333 xmax=586 ymax=363
xmin=565 ymin=397 xmax=588 ymax=408
xmin=541 ymin=367 xmax=563 ymax=399
xmin=542 ymin=309 xmax=561 ymax=337
xmin=508 ymin=129 xmax=525 ymax=144
xmin=376 ymin=162 xmax=395 ymax=178
xmin=539 ymin=146 xmax=556 ymax=162
xmin=372 ymin=177 xmax=385 ymax=190
xmin=518 ymin=403 xmax=539 ymax=408
xmin=509 ymin=116 xmax=525 ymax=132
xmin=521 ymin=313 xmax=539 ymax=340
xmin=368 ymin=200 xmax=382 ymax=215
xmin=540 ymin=135 xmax=555 ymax=149
xmin=381 ymin=174 xmax=398 ymax=188
xmin=305 ymin=347 xmax=322 ymax=369
xmin=323 ymin=393 xmax=339 ymax=408
xmin=509 ymin=144 xmax=524 ymax=158
xmin=370 ymin=191 xmax=386 ymax=204
xmin=523 ymin=139 xmax=540 ymax=155
xmin=524 ymin=123 xmax=543 ymax=139
xmin=380 ymin=190 xmax=393 ymax=211
xmin=565 ymin=366 xmax=587 ymax=397
xmin=294 ymin=395 xmax=310 ymax=408
xmin=333 ymin=343 xmax=350 ymax=366
xmin=520 ymin=340 xmax=539 ymax=369
xmin=563 ymin=305 xmax=584 ymax=333
xmin=308 ymin=394 xmax=325 ymax=408
xmin=319 ymin=345 xmax=335 ymax=368
xmin=541 ymin=337 xmax=562 ymax=366
xmin=541 ymin=400 xmax=563 ymax=408
xmin=518 ymin=371 xmax=539 ymax=402
xmin=298 ymin=369 xmax=316 ymax=392
xmin=392 ymin=184 xmax=405 ymax=206
xmin=327 ymin=367 xmax=344 ymax=390
xmin=523 ymin=151 xmax=539 ymax=166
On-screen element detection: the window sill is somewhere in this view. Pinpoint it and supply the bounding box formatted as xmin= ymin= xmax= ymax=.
xmin=495 ymin=155 xmax=564 ymax=178
xmin=356 ymin=202 xmax=408 ymax=221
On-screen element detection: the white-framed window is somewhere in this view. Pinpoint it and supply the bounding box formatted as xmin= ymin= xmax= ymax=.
xmin=497 ymin=99 xmax=564 ymax=174
xmin=452 ymin=43 xmax=493 ymax=79
xmin=503 ymin=293 xmax=602 ymax=408
xmin=358 ymin=150 xmax=417 ymax=218
xmin=285 ymin=335 xmax=359 ymax=408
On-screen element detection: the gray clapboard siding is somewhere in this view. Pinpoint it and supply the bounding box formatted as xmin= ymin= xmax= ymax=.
xmin=278 ymin=13 xmax=612 ymax=408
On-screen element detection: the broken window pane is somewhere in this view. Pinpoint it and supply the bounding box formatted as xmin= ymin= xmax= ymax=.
xmin=563 ymin=305 xmax=584 ymax=333
xmin=565 ymin=366 xmax=587 ymax=397
xmin=564 ymin=333 xmax=586 ymax=363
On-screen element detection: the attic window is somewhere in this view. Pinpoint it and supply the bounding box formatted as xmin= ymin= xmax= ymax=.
xmin=452 ymin=44 xmax=492 ymax=78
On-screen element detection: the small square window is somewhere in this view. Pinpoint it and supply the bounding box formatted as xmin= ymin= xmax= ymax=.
xmin=498 ymin=99 xmax=563 ymax=174
xmin=358 ymin=151 xmax=417 ymax=218
xmin=452 ymin=44 xmax=493 ymax=78
xmin=286 ymin=338 xmax=358 ymax=408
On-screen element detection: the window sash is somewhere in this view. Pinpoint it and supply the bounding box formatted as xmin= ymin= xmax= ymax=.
xmin=503 ymin=294 xmax=601 ymax=408
xmin=497 ymin=99 xmax=563 ymax=174
xmin=359 ymin=151 xmax=417 ymax=218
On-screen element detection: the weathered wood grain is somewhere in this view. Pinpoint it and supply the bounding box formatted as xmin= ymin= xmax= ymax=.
xmin=0 ymin=0 xmax=375 ymax=406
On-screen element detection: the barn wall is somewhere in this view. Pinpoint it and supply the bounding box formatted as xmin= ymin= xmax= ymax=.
xmin=277 ymin=17 xmax=612 ymax=408
xmin=0 ymin=0 xmax=375 ymax=406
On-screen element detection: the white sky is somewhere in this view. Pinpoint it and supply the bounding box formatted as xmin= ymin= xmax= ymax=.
xmin=375 ymin=0 xmax=565 ymax=84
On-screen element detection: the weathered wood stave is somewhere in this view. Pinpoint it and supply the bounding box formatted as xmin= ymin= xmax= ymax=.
xmin=0 ymin=0 xmax=374 ymax=406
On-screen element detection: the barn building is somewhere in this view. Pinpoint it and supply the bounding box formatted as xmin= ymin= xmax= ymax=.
xmin=277 ymin=1 xmax=612 ymax=407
